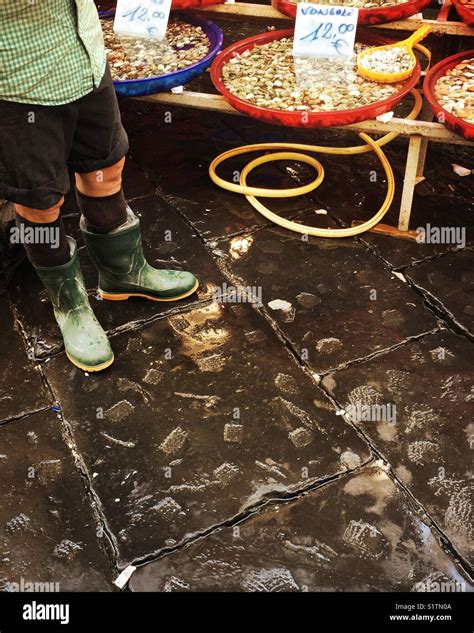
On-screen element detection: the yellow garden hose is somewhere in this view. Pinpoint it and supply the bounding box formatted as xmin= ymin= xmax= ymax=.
xmin=209 ymin=77 xmax=426 ymax=237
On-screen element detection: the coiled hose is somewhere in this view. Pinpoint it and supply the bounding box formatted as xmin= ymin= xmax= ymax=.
xmin=209 ymin=44 xmax=429 ymax=238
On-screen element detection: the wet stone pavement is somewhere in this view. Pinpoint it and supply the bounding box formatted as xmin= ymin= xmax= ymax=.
xmin=1 ymin=98 xmax=473 ymax=593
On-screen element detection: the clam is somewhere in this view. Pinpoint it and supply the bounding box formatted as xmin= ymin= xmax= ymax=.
xmin=434 ymin=58 xmax=474 ymax=125
xmin=222 ymin=38 xmax=402 ymax=113
xmin=101 ymin=19 xmax=210 ymax=81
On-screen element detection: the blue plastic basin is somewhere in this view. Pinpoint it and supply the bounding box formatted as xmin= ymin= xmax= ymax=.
xmin=100 ymin=10 xmax=223 ymax=97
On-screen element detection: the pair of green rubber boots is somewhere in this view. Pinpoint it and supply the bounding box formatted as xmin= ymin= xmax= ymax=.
xmin=34 ymin=211 xmax=198 ymax=372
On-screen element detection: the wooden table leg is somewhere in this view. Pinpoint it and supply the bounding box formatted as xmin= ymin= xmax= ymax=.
xmin=416 ymin=137 xmax=429 ymax=180
xmin=398 ymin=134 xmax=423 ymax=232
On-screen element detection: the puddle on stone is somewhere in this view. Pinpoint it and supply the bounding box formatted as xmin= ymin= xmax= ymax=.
xmin=129 ymin=464 xmax=472 ymax=592
xmin=43 ymin=302 xmax=370 ymax=564
xmin=325 ymin=331 xmax=473 ymax=564
xmin=219 ymin=226 xmax=437 ymax=373
xmin=0 ymin=410 xmax=113 ymax=590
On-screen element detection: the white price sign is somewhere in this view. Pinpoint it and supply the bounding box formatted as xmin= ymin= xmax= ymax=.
xmin=114 ymin=0 xmax=172 ymax=40
xmin=293 ymin=3 xmax=358 ymax=59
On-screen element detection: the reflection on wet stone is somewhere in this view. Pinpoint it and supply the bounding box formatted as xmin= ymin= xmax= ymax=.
xmin=0 ymin=410 xmax=113 ymax=591
xmin=323 ymin=331 xmax=473 ymax=564
xmin=0 ymin=300 xmax=48 ymax=422
xmin=219 ymin=226 xmax=438 ymax=372
xmin=128 ymin=115 xmax=316 ymax=242
xmin=43 ymin=302 xmax=370 ymax=564
xmin=405 ymin=248 xmax=474 ymax=337
xmin=129 ymin=465 xmax=472 ymax=592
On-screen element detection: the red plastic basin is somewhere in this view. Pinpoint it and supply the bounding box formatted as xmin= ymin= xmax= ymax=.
xmin=172 ymin=0 xmax=223 ymax=7
xmin=451 ymin=0 xmax=474 ymax=26
xmin=423 ymin=49 xmax=474 ymax=141
xmin=272 ymin=0 xmax=431 ymax=25
xmin=211 ymin=29 xmax=421 ymax=128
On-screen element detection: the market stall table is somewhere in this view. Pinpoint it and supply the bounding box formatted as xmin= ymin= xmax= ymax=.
xmin=133 ymin=1 xmax=474 ymax=237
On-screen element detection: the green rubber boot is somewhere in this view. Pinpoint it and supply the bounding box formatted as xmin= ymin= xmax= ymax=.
xmin=79 ymin=210 xmax=199 ymax=302
xmin=34 ymin=238 xmax=114 ymax=372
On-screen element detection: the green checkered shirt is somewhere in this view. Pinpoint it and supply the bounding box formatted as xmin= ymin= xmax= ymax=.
xmin=0 ymin=0 xmax=107 ymax=106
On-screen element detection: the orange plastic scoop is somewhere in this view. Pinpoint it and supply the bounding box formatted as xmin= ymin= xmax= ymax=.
xmin=357 ymin=25 xmax=431 ymax=84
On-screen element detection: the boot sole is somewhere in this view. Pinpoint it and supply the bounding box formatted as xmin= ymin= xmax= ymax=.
xmin=99 ymin=279 xmax=199 ymax=303
xmin=66 ymin=352 xmax=115 ymax=373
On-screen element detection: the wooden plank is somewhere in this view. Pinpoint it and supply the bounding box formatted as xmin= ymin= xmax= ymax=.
xmin=198 ymin=2 xmax=292 ymax=20
xmin=346 ymin=117 xmax=470 ymax=143
xmin=437 ymin=0 xmax=453 ymax=22
xmin=398 ymin=135 xmax=423 ymax=231
xmin=137 ymin=91 xmax=474 ymax=145
xmin=415 ymin=100 xmax=435 ymax=178
xmin=199 ymin=3 xmax=474 ymax=35
xmin=347 ymin=18 xmax=471 ymax=36
xmin=351 ymin=221 xmax=420 ymax=240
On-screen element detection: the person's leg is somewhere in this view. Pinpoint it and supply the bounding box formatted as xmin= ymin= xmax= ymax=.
xmin=69 ymin=65 xmax=129 ymax=234
xmin=75 ymin=157 xmax=127 ymax=234
xmin=14 ymin=198 xmax=70 ymax=267
xmin=0 ymin=199 xmax=25 ymax=293
xmin=0 ymin=99 xmax=113 ymax=371
xmin=70 ymin=66 xmax=198 ymax=301
xmin=0 ymin=98 xmax=72 ymax=266
xmin=0 ymin=97 xmax=71 ymax=267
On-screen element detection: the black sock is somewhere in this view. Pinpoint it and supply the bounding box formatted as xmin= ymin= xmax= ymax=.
xmin=76 ymin=188 xmax=128 ymax=234
xmin=14 ymin=213 xmax=70 ymax=267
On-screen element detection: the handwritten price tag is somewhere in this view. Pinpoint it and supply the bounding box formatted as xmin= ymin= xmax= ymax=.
xmin=114 ymin=0 xmax=172 ymax=40
xmin=293 ymin=3 xmax=358 ymax=59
